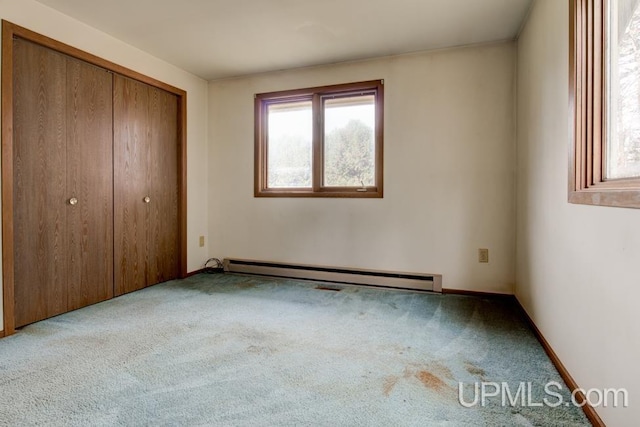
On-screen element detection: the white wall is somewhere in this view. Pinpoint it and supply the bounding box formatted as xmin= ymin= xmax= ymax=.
xmin=209 ymin=43 xmax=517 ymax=293
xmin=516 ymin=1 xmax=640 ymax=425
xmin=0 ymin=0 xmax=210 ymax=331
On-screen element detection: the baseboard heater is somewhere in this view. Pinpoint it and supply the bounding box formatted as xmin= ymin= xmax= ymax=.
xmin=223 ymin=258 xmax=442 ymax=293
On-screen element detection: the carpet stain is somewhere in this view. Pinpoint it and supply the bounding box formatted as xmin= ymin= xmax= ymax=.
xmin=398 ymin=361 xmax=455 ymax=396
xmin=383 ymin=376 xmax=398 ymax=396
xmin=404 ymin=361 xmax=452 ymax=380
xmin=415 ymin=371 xmax=446 ymax=392
xmin=465 ymin=362 xmax=487 ymax=379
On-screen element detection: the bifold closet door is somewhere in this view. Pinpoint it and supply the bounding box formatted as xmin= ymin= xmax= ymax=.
xmin=13 ymin=39 xmax=113 ymax=327
xmin=13 ymin=39 xmax=67 ymax=327
xmin=114 ymin=75 xmax=179 ymax=295
xmin=147 ymin=84 xmax=180 ymax=285
xmin=113 ymin=76 xmax=150 ymax=295
xmin=65 ymin=57 xmax=114 ymax=311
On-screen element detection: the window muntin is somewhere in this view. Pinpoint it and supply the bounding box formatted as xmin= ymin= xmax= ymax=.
xmin=255 ymin=80 xmax=383 ymax=198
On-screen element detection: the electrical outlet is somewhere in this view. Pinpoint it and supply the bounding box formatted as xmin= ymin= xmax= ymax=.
xmin=478 ymin=248 xmax=489 ymax=263
xmin=199 ymin=236 xmax=205 ymax=247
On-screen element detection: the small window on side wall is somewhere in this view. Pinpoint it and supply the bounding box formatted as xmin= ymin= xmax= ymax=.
xmin=254 ymin=80 xmax=383 ymax=198
xmin=570 ymin=0 xmax=640 ymax=208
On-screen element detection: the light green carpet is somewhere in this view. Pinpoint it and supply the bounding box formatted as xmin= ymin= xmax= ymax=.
xmin=0 ymin=273 xmax=589 ymax=426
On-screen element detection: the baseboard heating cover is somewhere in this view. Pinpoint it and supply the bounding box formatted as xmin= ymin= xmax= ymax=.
xmin=223 ymin=258 xmax=442 ymax=293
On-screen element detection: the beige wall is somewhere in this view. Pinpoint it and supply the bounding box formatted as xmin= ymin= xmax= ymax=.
xmin=0 ymin=0 xmax=210 ymax=330
xmin=208 ymin=43 xmax=517 ymax=293
xmin=516 ymin=0 xmax=640 ymax=425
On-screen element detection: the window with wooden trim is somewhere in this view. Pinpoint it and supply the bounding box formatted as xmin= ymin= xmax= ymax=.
xmin=254 ymin=80 xmax=384 ymax=198
xmin=570 ymin=0 xmax=640 ymax=207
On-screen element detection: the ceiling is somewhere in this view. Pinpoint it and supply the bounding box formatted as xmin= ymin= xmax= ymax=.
xmin=35 ymin=0 xmax=533 ymax=81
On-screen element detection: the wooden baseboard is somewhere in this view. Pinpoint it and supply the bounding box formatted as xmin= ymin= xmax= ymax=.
xmin=186 ymin=268 xmax=225 ymax=277
xmin=186 ymin=269 xmax=206 ymax=277
xmin=514 ymin=298 xmax=605 ymax=427
xmin=442 ymin=288 xmax=513 ymax=298
xmin=0 ymin=329 xmax=5 ymax=338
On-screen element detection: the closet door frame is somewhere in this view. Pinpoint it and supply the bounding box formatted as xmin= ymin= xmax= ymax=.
xmin=1 ymin=21 xmax=188 ymax=336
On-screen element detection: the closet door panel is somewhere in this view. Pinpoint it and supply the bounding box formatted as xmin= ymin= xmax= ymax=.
xmin=13 ymin=39 xmax=68 ymax=327
xmin=114 ymin=75 xmax=150 ymax=295
xmin=148 ymin=87 xmax=180 ymax=284
xmin=66 ymin=58 xmax=114 ymax=310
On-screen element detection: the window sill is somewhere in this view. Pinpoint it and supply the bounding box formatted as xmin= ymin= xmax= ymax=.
xmin=569 ymin=189 xmax=640 ymax=209
xmin=254 ymin=188 xmax=383 ymax=198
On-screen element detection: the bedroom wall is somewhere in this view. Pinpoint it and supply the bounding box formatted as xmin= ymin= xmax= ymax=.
xmin=208 ymin=42 xmax=517 ymax=293
xmin=0 ymin=0 xmax=210 ymax=331
xmin=516 ymin=0 xmax=640 ymax=425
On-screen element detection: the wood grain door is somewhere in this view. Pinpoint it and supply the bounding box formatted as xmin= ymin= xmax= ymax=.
xmin=113 ymin=75 xmax=150 ymax=295
xmin=148 ymin=86 xmax=180 ymax=285
xmin=13 ymin=40 xmax=114 ymax=327
xmin=13 ymin=39 xmax=68 ymax=327
xmin=114 ymin=76 xmax=180 ymax=294
xmin=66 ymin=57 xmax=114 ymax=311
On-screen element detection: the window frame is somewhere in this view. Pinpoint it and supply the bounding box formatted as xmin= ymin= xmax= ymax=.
xmin=254 ymin=80 xmax=384 ymax=198
xmin=570 ymin=0 xmax=640 ymax=208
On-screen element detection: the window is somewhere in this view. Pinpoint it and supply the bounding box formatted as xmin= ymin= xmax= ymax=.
xmin=254 ymin=80 xmax=383 ymax=197
xmin=570 ymin=0 xmax=640 ymax=208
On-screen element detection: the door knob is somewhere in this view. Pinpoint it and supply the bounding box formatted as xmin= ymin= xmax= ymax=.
xmin=143 ymin=196 xmax=151 ymax=204
xmin=69 ymin=197 xmax=78 ymax=206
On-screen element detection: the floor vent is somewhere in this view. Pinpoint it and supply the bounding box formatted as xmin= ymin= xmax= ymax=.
xmin=223 ymin=258 xmax=442 ymax=293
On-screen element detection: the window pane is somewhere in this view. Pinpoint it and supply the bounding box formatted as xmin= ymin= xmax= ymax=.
xmin=323 ymin=95 xmax=376 ymax=187
xmin=607 ymin=0 xmax=640 ymax=179
xmin=267 ymin=101 xmax=312 ymax=188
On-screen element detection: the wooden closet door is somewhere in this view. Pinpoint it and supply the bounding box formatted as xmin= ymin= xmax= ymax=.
xmin=148 ymin=86 xmax=180 ymax=284
xmin=114 ymin=75 xmax=151 ymax=295
xmin=13 ymin=40 xmax=115 ymax=327
xmin=13 ymin=39 xmax=68 ymax=327
xmin=114 ymin=76 xmax=180 ymax=294
xmin=66 ymin=58 xmax=114 ymax=310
